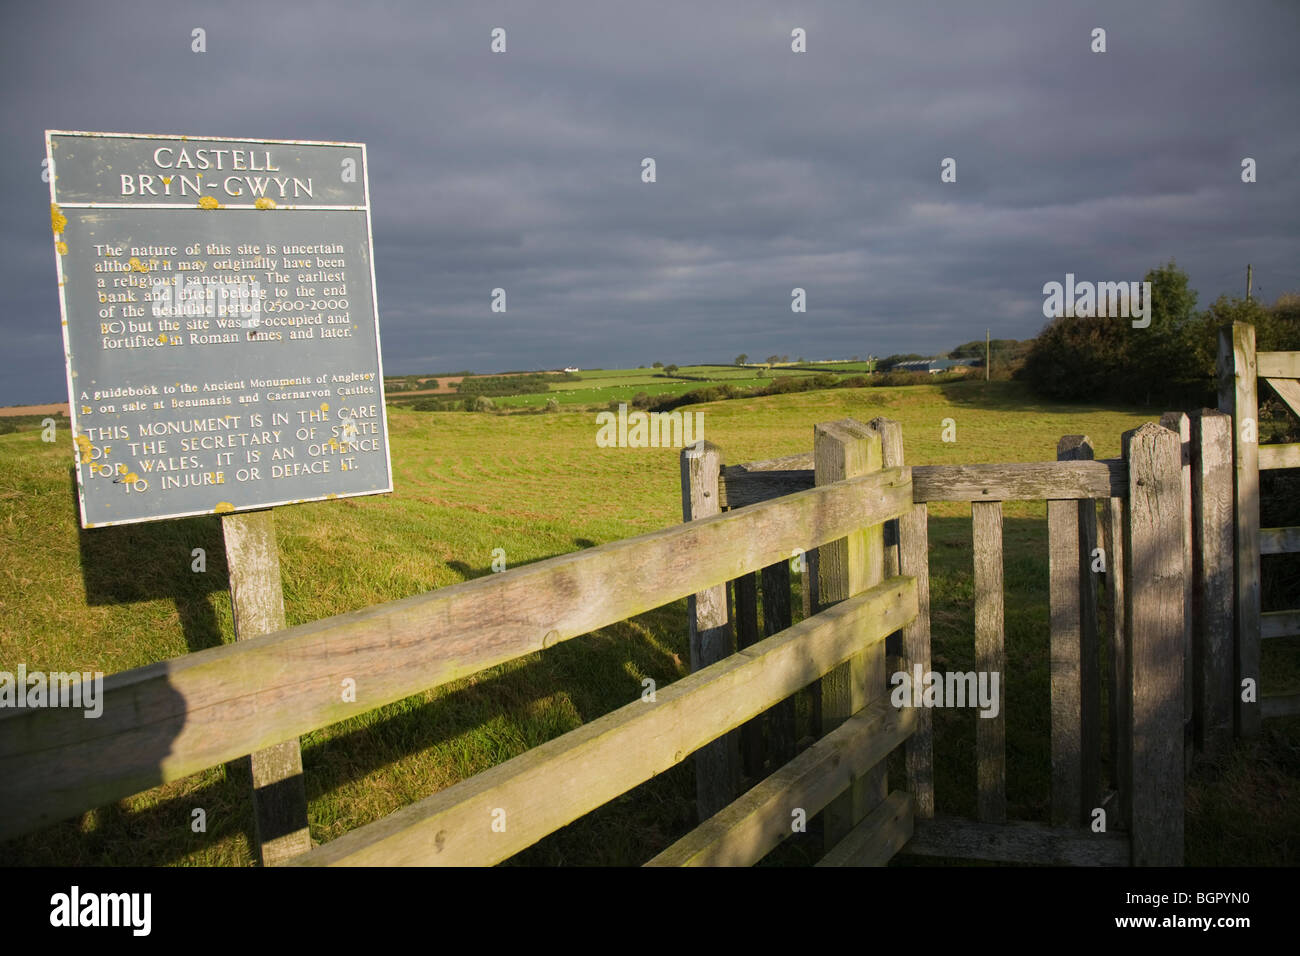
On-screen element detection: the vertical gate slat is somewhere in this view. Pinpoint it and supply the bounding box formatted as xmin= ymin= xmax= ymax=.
xmin=1161 ymin=411 xmax=1195 ymax=773
xmin=1049 ymin=435 xmax=1099 ymax=826
xmin=815 ymin=420 xmax=887 ymax=848
xmin=760 ymin=561 xmax=796 ymax=767
xmin=1099 ymin=497 xmax=1129 ymax=829
xmin=1124 ymin=423 xmax=1186 ymax=866
xmin=872 ymin=418 xmax=934 ymax=819
xmin=681 ymin=441 xmax=739 ymax=818
xmin=1218 ymin=321 xmax=1262 ymax=737
xmin=734 ymin=570 xmax=764 ymax=778
xmin=972 ymin=500 xmax=1006 ymax=823
xmin=1192 ymin=410 xmax=1235 ymax=758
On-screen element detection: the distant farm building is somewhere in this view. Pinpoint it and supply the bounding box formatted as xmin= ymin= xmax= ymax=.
xmin=894 ymin=358 xmax=970 ymax=374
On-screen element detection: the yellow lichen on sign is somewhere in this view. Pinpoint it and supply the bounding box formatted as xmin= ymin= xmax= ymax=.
xmin=50 ymin=203 xmax=67 ymax=235
xmin=129 ymin=257 xmax=148 ymax=273
xmin=197 ymin=195 xmax=222 ymax=209
xmin=254 ymin=197 xmax=277 ymax=209
xmin=56 ymin=242 xmax=68 ymax=255
xmin=214 ymin=502 xmax=235 ymax=513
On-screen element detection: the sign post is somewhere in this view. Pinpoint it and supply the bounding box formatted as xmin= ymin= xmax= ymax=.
xmin=47 ymin=131 xmax=392 ymax=864
xmin=223 ymin=508 xmax=311 ymax=864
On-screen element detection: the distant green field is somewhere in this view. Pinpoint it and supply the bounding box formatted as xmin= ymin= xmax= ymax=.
xmin=401 ymin=363 xmax=827 ymax=409
xmin=2 ymin=380 xmax=1295 ymax=865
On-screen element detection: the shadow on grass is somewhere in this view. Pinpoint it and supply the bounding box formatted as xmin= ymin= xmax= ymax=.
xmin=935 ymin=379 xmax=1151 ymax=417
xmin=73 ymin=467 xmax=230 ymax=655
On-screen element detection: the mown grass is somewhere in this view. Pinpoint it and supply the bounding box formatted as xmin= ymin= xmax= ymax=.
xmin=1 ymin=379 xmax=1295 ymax=865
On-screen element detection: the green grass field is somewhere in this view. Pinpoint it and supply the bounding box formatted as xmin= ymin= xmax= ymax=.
xmin=2 ymin=379 xmax=1296 ymax=865
xmin=386 ymin=363 xmax=824 ymax=410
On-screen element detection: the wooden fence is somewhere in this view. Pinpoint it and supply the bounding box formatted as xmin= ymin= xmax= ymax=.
xmin=697 ymin=416 xmax=1196 ymax=866
xmin=1219 ymin=321 xmax=1300 ymax=729
xmin=0 ymin=398 xmax=1253 ymax=866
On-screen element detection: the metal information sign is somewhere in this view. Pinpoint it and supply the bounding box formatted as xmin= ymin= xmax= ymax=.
xmin=46 ymin=131 xmax=392 ymax=527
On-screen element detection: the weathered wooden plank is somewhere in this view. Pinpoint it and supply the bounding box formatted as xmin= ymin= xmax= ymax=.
xmin=0 ymin=463 xmax=912 ymax=841
xmin=915 ymin=460 xmax=1125 ymax=502
xmin=733 ymin=571 xmax=764 ymax=778
xmin=1219 ymin=322 xmax=1261 ymax=737
xmin=1161 ymin=413 xmax=1195 ymax=775
xmin=729 ymin=451 xmax=814 ymax=472
xmin=1259 ymin=443 xmax=1300 ymax=470
xmin=718 ymin=470 xmax=816 ymax=509
xmin=222 ymin=510 xmax=312 ymax=866
xmin=681 ymin=441 xmax=740 ymax=818
xmin=289 ymin=576 xmax=918 ymax=866
xmin=1260 ymin=527 xmax=1300 ymax=554
xmin=1124 ymin=422 xmax=1185 ymax=867
xmin=816 ymin=790 xmax=914 ymax=867
xmin=760 ymin=561 xmax=796 ymax=767
xmin=1261 ymin=694 xmax=1300 ymax=719
xmin=1048 ymin=436 xmax=1095 ymax=827
xmin=1263 ymin=376 xmax=1300 ymax=420
xmin=898 ymin=502 xmax=934 ymax=820
xmin=1256 ymin=351 xmax=1300 ymax=379
xmin=1099 ymin=498 xmax=1129 ymax=828
xmin=971 ymin=500 xmax=1006 ymax=824
xmin=872 ymin=419 xmax=905 ymax=666
xmin=647 ymin=699 xmax=914 ymax=867
xmin=900 ymin=817 xmax=1130 ymax=867
xmin=1191 ymin=411 xmax=1235 ymax=758
xmin=1261 ymin=610 xmax=1300 ymax=639
xmin=1062 ymin=437 xmax=1103 ymax=813
xmin=720 ymin=460 xmax=1126 ymax=509
xmin=871 ymin=417 xmax=934 ymax=820
xmin=816 ymin=420 xmax=887 ymax=849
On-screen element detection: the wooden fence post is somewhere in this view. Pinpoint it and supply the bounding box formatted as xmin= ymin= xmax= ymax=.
xmin=870 ymin=417 xmax=934 ymax=820
xmin=681 ymin=440 xmax=740 ymax=818
xmin=1123 ymin=423 xmax=1185 ymax=866
xmin=1191 ymin=410 xmax=1235 ymax=758
xmin=1049 ymin=436 xmax=1100 ymax=826
xmin=1217 ymin=321 xmax=1262 ymax=737
xmin=815 ymin=419 xmax=886 ymax=848
xmin=1161 ymin=411 xmax=1195 ymax=773
xmin=222 ymin=510 xmax=312 ymax=866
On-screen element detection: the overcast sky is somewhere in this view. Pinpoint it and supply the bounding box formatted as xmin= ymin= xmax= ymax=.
xmin=3 ymin=0 xmax=1299 ymax=405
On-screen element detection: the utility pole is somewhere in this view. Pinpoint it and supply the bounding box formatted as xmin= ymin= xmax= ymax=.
xmin=1246 ymin=264 xmax=1252 ymax=302
xmin=985 ymin=328 xmax=990 ymax=382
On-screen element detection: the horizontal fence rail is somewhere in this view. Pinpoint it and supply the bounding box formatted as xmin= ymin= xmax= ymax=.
xmin=720 ymin=457 xmax=1127 ymax=509
xmin=289 ymin=576 xmax=919 ymax=866
xmin=647 ymin=698 xmax=916 ymax=866
xmin=0 ymin=466 xmax=912 ymax=840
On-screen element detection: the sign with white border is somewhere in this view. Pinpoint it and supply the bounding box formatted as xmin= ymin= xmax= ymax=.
xmin=47 ymin=131 xmax=392 ymax=527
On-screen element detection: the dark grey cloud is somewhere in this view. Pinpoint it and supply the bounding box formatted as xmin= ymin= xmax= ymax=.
xmin=3 ymin=0 xmax=1298 ymax=403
